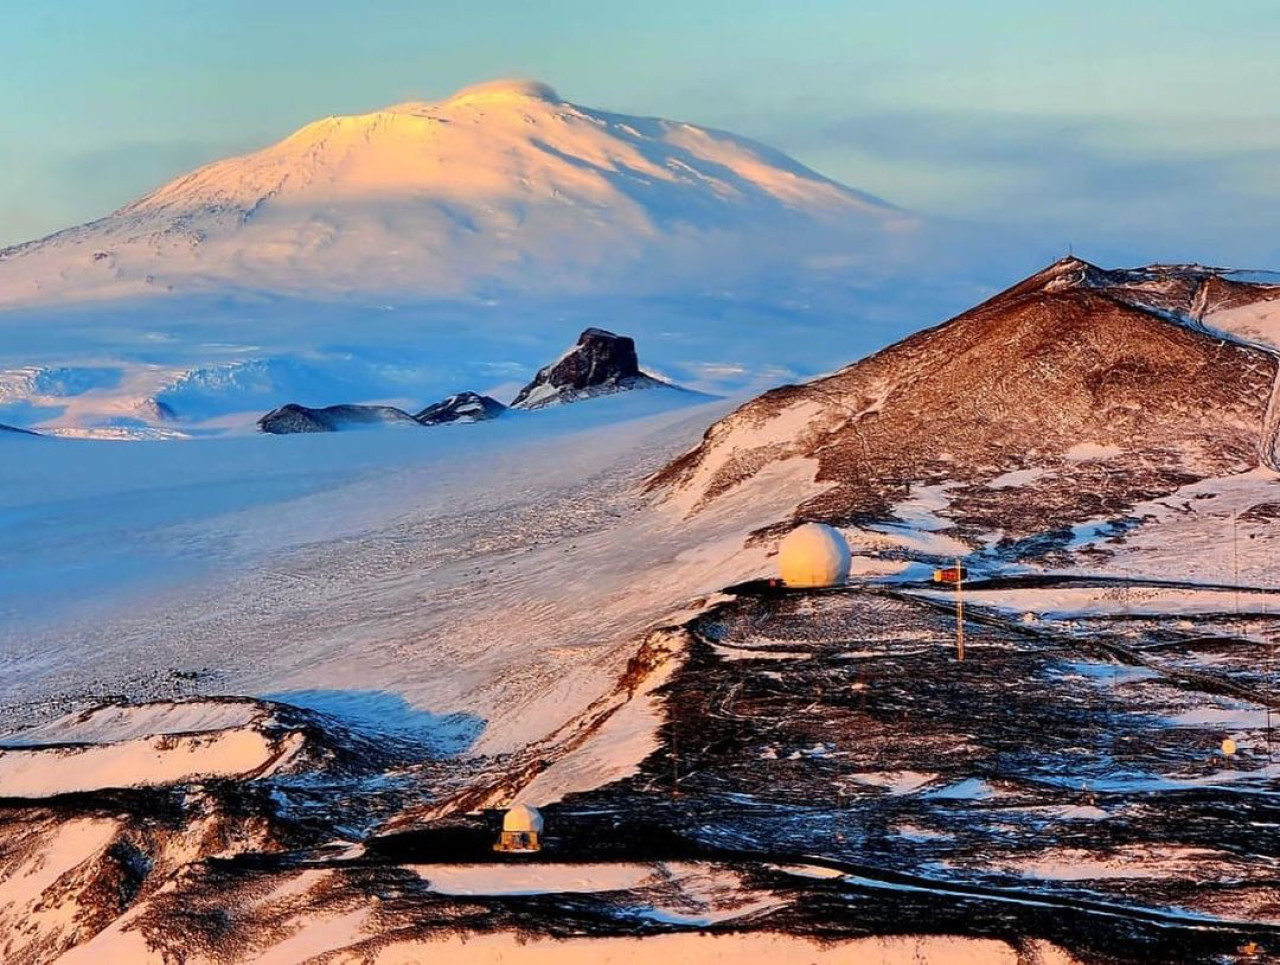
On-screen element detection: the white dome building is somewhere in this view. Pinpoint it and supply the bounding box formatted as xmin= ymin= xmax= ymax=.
xmin=778 ymin=523 xmax=851 ymax=588
xmin=494 ymin=803 xmax=544 ymax=853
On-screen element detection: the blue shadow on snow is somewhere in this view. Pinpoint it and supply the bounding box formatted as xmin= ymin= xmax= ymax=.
xmin=263 ymin=689 xmax=484 ymax=758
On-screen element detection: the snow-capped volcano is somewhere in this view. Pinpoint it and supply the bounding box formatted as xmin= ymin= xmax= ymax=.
xmin=0 ymin=79 xmax=914 ymax=305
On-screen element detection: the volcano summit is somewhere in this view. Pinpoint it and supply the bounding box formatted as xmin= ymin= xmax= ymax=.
xmin=0 ymin=78 xmax=914 ymax=305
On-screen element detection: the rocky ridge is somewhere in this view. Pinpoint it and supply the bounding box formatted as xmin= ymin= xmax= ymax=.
xmin=258 ymin=329 xmax=686 ymax=432
xmin=257 ymin=403 xmax=419 ymax=434
xmin=652 ymin=258 xmax=1280 ymax=545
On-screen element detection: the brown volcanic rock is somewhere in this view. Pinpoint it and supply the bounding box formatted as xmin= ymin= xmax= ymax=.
xmin=653 ymin=258 xmax=1280 ymax=541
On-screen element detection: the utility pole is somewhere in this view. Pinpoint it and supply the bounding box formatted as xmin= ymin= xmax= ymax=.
xmin=1267 ymin=599 xmax=1274 ymax=764
xmin=955 ymin=558 xmax=965 ymax=662
xmin=1267 ymin=542 xmax=1274 ymax=764
xmin=1259 ymin=593 xmax=1269 ymax=757
xmin=1234 ymin=511 xmax=1241 ymax=621
xmin=670 ymin=722 xmax=680 ymax=798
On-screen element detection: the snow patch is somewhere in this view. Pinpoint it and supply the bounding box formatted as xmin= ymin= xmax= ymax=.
xmin=1065 ymin=442 xmax=1123 ymax=462
xmin=848 ymin=770 xmax=940 ymax=796
xmin=987 ymin=467 xmax=1048 ymax=489
xmin=923 ymin=778 xmax=999 ymax=801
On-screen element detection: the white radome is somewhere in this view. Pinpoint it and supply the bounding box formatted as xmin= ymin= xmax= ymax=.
xmin=502 ymin=803 xmax=545 ymax=834
xmin=778 ymin=523 xmax=851 ymax=588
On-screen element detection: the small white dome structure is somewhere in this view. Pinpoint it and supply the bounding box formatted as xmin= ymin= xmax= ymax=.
xmin=495 ymin=804 xmax=544 ymax=853
xmin=502 ymin=804 xmax=544 ymax=834
xmin=778 ymin=522 xmax=851 ymax=588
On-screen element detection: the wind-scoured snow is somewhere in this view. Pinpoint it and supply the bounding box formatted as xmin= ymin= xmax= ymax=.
xmin=0 ymin=395 xmax=790 ymax=762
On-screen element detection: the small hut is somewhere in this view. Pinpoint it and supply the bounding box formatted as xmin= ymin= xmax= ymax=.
xmin=493 ymin=804 xmax=543 ymax=853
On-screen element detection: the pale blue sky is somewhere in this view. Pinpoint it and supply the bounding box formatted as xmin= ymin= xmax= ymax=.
xmin=3 ymin=0 xmax=1277 ymax=264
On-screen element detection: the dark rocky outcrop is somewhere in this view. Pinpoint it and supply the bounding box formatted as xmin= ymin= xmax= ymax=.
xmin=257 ymin=403 xmax=417 ymax=434
xmin=510 ymin=327 xmax=669 ymax=410
xmin=414 ymin=392 xmax=506 ymax=426
xmin=258 ymin=328 xmax=697 ymax=433
xmin=0 ymin=422 xmax=39 ymax=436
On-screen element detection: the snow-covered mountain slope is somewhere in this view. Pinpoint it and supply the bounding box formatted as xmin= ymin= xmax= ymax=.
xmin=653 ymin=258 xmax=1280 ymax=544
xmin=1199 ymin=280 xmax=1280 ymax=348
xmin=0 ymin=699 xmax=304 ymax=797
xmin=0 ymin=79 xmax=913 ymax=307
xmin=0 ymin=695 xmax=451 ymax=799
xmin=0 ymin=394 xmax=776 ymax=753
